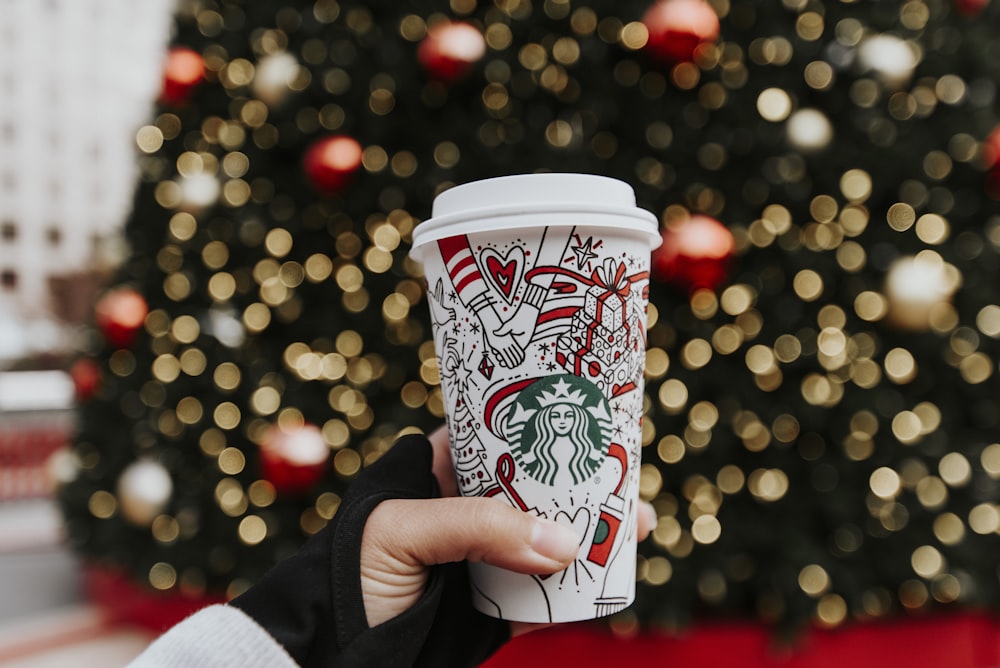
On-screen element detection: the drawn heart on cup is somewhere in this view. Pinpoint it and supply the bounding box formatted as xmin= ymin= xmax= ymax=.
xmin=481 ymin=246 xmax=524 ymax=303
xmin=553 ymin=507 xmax=591 ymax=545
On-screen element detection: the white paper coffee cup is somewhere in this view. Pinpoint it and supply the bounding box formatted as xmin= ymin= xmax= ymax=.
xmin=410 ymin=173 xmax=659 ymax=623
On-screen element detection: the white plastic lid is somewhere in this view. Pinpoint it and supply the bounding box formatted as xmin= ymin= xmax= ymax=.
xmin=410 ymin=173 xmax=659 ymax=256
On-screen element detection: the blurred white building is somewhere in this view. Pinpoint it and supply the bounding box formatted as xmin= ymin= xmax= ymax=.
xmin=0 ymin=0 xmax=175 ymax=362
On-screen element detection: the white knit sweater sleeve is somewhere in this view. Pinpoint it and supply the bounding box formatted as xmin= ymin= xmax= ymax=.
xmin=127 ymin=604 xmax=299 ymax=668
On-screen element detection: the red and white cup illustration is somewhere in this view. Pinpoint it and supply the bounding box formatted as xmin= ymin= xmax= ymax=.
xmin=410 ymin=174 xmax=660 ymax=623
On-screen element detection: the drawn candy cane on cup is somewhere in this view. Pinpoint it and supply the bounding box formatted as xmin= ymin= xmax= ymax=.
xmin=483 ymin=453 xmax=547 ymax=519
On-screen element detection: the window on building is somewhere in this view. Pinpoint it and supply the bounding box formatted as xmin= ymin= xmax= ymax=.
xmin=1 ymin=270 xmax=17 ymax=290
xmin=1 ymin=221 xmax=16 ymax=243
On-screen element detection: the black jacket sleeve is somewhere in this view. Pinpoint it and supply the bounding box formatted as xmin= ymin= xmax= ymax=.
xmin=231 ymin=434 xmax=510 ymax=667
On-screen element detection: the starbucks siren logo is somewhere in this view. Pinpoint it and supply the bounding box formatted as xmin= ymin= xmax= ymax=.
xmin=506 ymin=374 xmax=613 ymax=486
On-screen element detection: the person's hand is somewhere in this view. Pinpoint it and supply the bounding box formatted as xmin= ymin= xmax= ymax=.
xmin=493 ymin=301 xmax=541 ymax=352
xmin=360 ymin=426 xmax=657 ymax=634
xmin=478 ymin=308 xmax=526 ymax=368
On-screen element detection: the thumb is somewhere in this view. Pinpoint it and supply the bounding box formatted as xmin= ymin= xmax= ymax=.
xmin=365 ymin=496 xmax=580 ymax=574
xmin=493 ymin=320 xmax=516 ymax=336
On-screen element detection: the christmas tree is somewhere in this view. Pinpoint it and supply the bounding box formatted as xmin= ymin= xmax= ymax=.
xmin=448 ymin=393 xmax=496 ymax=498
xmin=59 ymin=0 xmax=1000 ymax=635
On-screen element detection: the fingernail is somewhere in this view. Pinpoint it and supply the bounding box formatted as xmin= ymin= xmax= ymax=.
xmin=530 ymin=519 xmax=579 ymax=563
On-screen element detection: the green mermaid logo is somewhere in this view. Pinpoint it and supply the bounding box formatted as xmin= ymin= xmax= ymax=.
xmin=506 ymin=375 xmax=613 ymax=486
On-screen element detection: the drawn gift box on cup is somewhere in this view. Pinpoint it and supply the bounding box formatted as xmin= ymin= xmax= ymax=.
xmin=555 ymin=258 xmax=647 ymax=398
xmin=584 ymin=261 xmax=632 ymax=331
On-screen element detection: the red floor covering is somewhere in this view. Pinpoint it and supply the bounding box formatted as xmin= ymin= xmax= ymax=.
xmin=86 ymin=565 xmax=1000 ymax=668
xmin=485 ymin=612 xmax=1000 ymax=668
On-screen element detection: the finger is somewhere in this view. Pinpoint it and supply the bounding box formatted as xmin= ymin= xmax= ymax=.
xmin=493 ymin=346 xmax=515 ymax=368
xmin=366 ymin=497 xmax=580 ymax=575
xmin=490 ymin=339 xmax=522 ymax=368
xmin=494 ymin=322 xmax=523 ymax=338
xmin=510 ymin=344 xmax=526 ymax=364
xmin=428 ymin=425 xmax=459 ymax=497
xmin=510 ymin=621 xmax=553 ymax=638
xmin=502 ymin=345 xmax=524 ymax=367
xmin=637 ymin=501 xmax=656 ymax=542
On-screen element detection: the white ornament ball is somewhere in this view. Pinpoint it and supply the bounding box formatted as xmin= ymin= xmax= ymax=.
xmin=857 ymin=34 xmax=918 ymax=90
xmin=884 ymin=252 xmax=960 ymax=331
xmin=117 ymin=460 xmax=173 ymax=526
xmin=207 ymin=307 xmax=246 ymax=348
xmin=49 ymin=448 xmax=80 ymax=486
xmin=178 ymin=172 xmax=220 ymax=213
xmin=787 ymin=108 xmax=834 ymax=152
xmin=253 ymin=52 xmax=300 ymax=106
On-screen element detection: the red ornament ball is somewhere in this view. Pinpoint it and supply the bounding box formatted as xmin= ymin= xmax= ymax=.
xmin=70 ymin=357 xmax=101 ymax=401
xmin=161 ymin=47 xmax=205 ymax=105
xmin=417 ymin=21 xmax=486 ymax=83
xmin=303 ymin=135 xmax=364 ymax=194
xmin=642 ymin=0 xmax=721 ymax=64
xmin=984 ymin=125 xmax=1000 ymax=170
xmin=94 ymin=287 xmax=149 ymax=348
xmin=652 ymin=214 xmax=735 ymax=293
xmin=984 ymin=125 xmax=1000 ymax=200
xmin=987 ymin=168 xmax=1000 ymax=201
xmin=259 ymin=424 xmax=330 ymax=495
xmin=953 ymin=0 xmax=990 ymax=16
